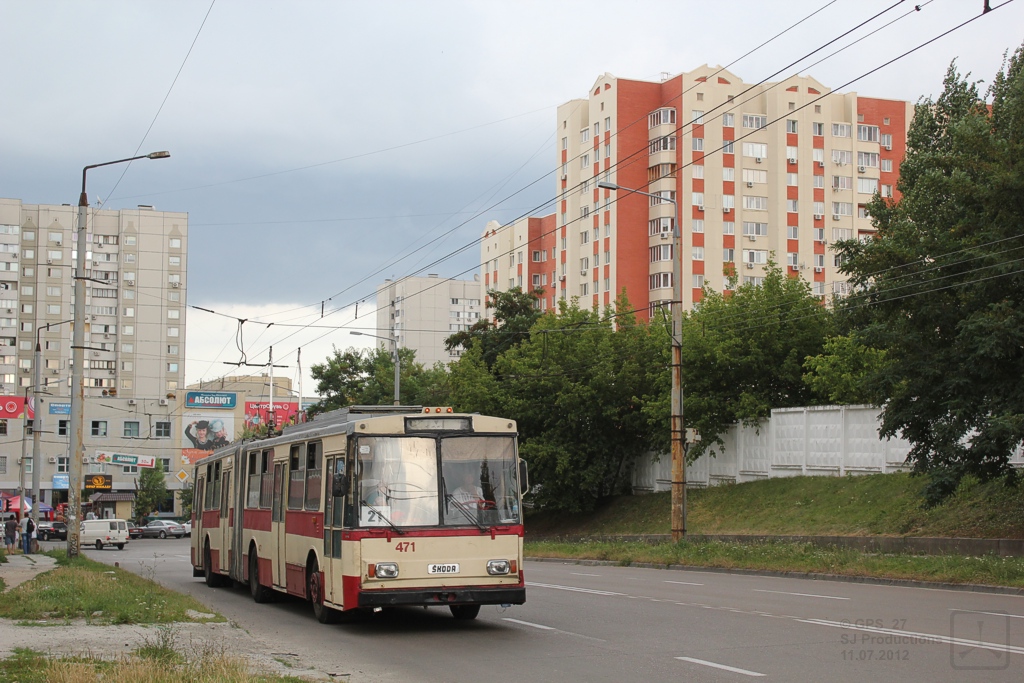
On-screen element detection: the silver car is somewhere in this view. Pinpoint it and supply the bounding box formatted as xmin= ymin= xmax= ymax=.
xmin=141 ymin=519 xmax=185 ymax=539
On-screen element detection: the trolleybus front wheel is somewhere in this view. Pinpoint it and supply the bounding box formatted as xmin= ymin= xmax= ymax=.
xmin=450 ymin=604 xmax=481 ymax=620
xmin=308 ymin=558 xmax=340 ymax=624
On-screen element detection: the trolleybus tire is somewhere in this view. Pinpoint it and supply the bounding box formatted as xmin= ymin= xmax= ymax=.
xmin=308 ymin=559 xmax=339 ymax=624
xmin=450 ymin=604 xmax=481 ymax=620
xmin=249 ymin=549 xmax=273 ymax=603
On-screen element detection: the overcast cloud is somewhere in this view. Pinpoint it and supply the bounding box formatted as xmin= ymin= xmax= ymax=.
xmin=2 ymin=0 xmax=1021 ymax=392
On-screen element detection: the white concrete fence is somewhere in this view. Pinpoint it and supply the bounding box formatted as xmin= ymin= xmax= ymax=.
xmin=633 ymin=404 xmax=1024 ymax=492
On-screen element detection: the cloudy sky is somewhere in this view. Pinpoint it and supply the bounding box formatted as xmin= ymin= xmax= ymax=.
xmin=2 ymin=0 xmax=1021 ymax=394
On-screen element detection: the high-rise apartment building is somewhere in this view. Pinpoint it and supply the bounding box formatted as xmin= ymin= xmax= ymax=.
xmin=375 ymin=275 xmax=484 ymax=367
xmin=0 ymin=198 xmax=188 ymax=516
xmin=484 ymin=66 xmax=912 ymax=317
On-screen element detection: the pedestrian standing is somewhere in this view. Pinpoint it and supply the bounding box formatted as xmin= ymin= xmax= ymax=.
xmin=3 ymin=515 xmax=16 ymax=553
xmin=20 ymin=515 xmax=33 ymax=554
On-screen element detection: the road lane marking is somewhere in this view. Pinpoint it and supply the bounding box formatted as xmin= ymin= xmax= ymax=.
xmin=948 ymin=608 xmax=1024 ymax=619
xmin=571 ymin=572 xmax=601 ymax=577
xmin=527 ymin=582 xmax=625 ymax=596
xmin=798 ymin=618 xmax=1024 ymax=656
xmin=753 ymin=589 xmax=849 ymax=600
xmin=675 ymin=657 xmax=766 ymax=677
xmin=502 ymin=618 xmax=554 ymax=630
xmin=665 ymin=580 xmax=704 ymax=586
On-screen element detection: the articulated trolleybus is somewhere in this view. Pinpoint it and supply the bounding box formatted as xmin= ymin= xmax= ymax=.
xmin=190 ymin=405 xmax=527 ymax=622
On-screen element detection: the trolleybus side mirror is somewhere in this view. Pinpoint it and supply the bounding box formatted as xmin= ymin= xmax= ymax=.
xmin=518 ymin=460 xmax=529 ymax=495
xmin=332 ymin=472 xmax=349 ymax=498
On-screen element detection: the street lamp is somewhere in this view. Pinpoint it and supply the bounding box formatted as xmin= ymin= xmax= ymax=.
xmin=68 ymin=151 xmax=169 ymax=558
xmin=350 ymin=331 xmax=400 ymax=406
xmin=597 ymin=180 xmax=687 ymax=540
xmin=30 ymin=319 xmax=74 ymax=531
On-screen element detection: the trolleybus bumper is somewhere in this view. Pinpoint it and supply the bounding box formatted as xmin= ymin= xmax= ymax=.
xmin=358 ymin=586 xmax=526 ymax=608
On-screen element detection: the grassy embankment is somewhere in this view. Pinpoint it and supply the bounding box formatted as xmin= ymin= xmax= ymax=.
xmin=525 ymin=473 xmax=1024 ymax=587
xmin=0 ymin=550 xmax=224 ymax=624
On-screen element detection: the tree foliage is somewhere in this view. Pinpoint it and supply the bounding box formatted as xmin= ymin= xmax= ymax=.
xmin=308 ymin=346 xmax=448 ymax=414
xmin=675 ymin=261 xmax=831 ymax=459
xmin=177 ymin=481 xmax=194 ymax=520
xmin=444 ymin=287 xmax=543 ymax=369
xmin=834 ymin=49 xmax=1024 ymax=499
xmin=803 ymin=335 xmax=891 ymax=405
xmin=134 ymin=467 xmax=167 ymax=523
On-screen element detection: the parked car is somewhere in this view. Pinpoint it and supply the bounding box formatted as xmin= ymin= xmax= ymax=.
xmin=80 ymin=519 xmax=129 ymax=550
xmin=141 ymin=520 xmax=185 ymax=539
xmin=127 ymin=522 xmax=143 ymax=539
xmin=37 ymin=521 xmax=67 ymax=541
xmin=181 ymin=520 xmax=191 ymax=537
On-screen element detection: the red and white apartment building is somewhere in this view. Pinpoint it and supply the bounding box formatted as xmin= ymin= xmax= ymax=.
xmin=481 ymin=65 xmax=912 ymax=319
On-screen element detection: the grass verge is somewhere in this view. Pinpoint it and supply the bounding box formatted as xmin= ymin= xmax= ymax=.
xmin=525 ymin=539 xmax=1024 ymax=587
xmin=526 ymin=473 xmax=1024 ymax=538
xmin=0 ymin=647 xmax=311 ymax=683
xmin=0 ymin=550 xmax=224 ymax=624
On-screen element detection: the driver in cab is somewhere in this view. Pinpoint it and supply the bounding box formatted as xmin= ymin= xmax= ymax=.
xmin=451 ymin=470 xmax=483 ymax=506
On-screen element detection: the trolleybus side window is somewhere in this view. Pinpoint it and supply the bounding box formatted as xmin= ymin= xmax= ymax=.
xmin=288 ymin=443 xmax=305 ymax=509
xmin=259 ymin=450 xmax=274 ymax=508
xmin=304 ymin=441 xmax=322 ymax=511
xmin=207 ymin=462 xmax=221 ymax=510
xmin=246 ymin=451 xmax=260 ymax=508
xmin=220 ymin=471 xmax=230 ymax=519
xmin=271 ymin=462 xmax=285 ymax=522
xmin=194 ymin=477 xmax=204 ymax=519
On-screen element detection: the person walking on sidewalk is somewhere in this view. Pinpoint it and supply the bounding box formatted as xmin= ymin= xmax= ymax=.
xmin=19 ymin=515 xmax=34 ymax=554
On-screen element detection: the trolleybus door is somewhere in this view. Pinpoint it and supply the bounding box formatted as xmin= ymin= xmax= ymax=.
xmin=323 ymin=455 xmax=346 ymax=606
xmin=271 ymin=462 xmax=286 ymax=586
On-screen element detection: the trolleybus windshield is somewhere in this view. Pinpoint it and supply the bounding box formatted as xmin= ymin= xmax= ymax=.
xmin=355 ymin=434 xmax=520 ymax=528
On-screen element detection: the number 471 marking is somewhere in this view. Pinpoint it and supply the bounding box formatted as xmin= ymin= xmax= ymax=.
xmin=395 ymin=541 xmax=416 ymax=552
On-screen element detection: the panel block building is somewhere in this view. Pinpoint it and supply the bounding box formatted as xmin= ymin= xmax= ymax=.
xmin=483 ymin=66 xmax=912 ymax=318
xmin=0 ymin=198 xmax=189 ymax=517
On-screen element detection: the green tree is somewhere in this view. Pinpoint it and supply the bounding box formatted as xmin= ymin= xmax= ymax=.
xmin=177 ymin=480 xmax=194 ymax=520
xmin=445 ymin=287 xmax=543 ymax=369
xmin=310 ymin=345 xmax=451 ymax=412
xmin=803 ymin=335 xmax=890 ymax=405
xmin=675 ymin=261 xmax=831 ymax=459
xmin=134 ymin=467 xmax=168 ymax=523
xmin=308 ymin=346 xmax=367 ymax=415
xmin=835 ymin=49 xmax=1024 ymax=500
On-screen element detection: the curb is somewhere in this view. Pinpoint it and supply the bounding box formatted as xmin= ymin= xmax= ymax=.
xmin=525 ymin=556 xmax=1024 ymax=595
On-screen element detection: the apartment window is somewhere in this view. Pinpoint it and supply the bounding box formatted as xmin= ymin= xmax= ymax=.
xmin=814 ymin=201 xmax=826 ymax=216
xmin=23 ymin=268 xmax=34 ymax=277
xmin=743 ymin=249 xmax=768 ymax=264
xmin=857 ymin=125 xmax=880 ymax=142
xmin=787 ymin=252 xmax=799 ymax=267
xmin=815 ymin=228 xmax=825 ymax=241
xmin=743 ymin=222 xmax=769 ymax=236
xmin=168 ymin=274 xmax=180 ymax=285
xmin=168 ymin=256 xmax=181 ymax=266
xmin=722 ymin=222 xmax=735 ymax=235
xmin=786 ymin=146 xmax=798 ymax=160
xmin=743 ymin=196 xmax=768 ymax=211
xmin=580 ymin=154 xmax=590 ymax=168
xmin=832 ymin=175 xmax=853 ymax=190
xmin=787 ymin=173 xmax=799 ymax=186
xmin=742 ymin=114 xmax=767 ymax=129
xmin=169 ymin=238 xmax=181 ymax=248
xmin=605 ymin=116 xmax=611 ymax=131
xmin=692 ymin=274 xmax=705 ymax=288
xmin=561 ymin=136 xmax=568 ymax=150
xmin=722 ymin=167 xmax=735 ymax=181
xmin=786 ymin=119 xmax=798 ymax=133
xmin=47 ymin=250 xmax=61 ymax=260
xmin=124 ymin=421 xmax=140 ymax=438
xmin=723 ymin=248 xmax=735 ymax=262
xmin=167 ymin=362 xmax=179 ymax=373
xmin=787 ymin=225 xmax=800 ymax=239
xmin=692 ymin=138 xmax=704 ymax=151
xmin=604 ymin=250 xmax=610 ymax=265
xmin=155 ymin=421 xmax=171 ymax=438
xmin=580 ymin=282 xmax=589 ymax=296
xmin=692 ymin=247 xmax=704 ymax=261
xmin=650 ymin=245 xmax=673 ymax=262
xmin=814 ymin=175 xmax=824 ymax=188
xmin=832 ymin=202 xmax=854 ymax=216
xmin=691 ymin=110 xmax=704 ymax=124
xmin=722 ymin=141 xmax=734 ymax=154
xmin=881 ymin=159 xmax=893 ymax=172
xmin=649 ymin=136 xmax=676 ymax=153
xmin=91 ymin=420 xmax=107 ymax=437
xmin=649 ymin=273 xmax=673 ymax=289
xmin=858 ymin=152 xmax=880 ymax=168
xmin=581 ymin=128 xmax=589 ymax=143
xmin=787 ymin=199 xmax=799 ymax=213
xmin=20 ymin=322 xmax=32 ymax=333
xmin=122 ymin=325 xmax=134 ymax=336
xmin=812 ymin=122 xmax=824 ymax=136
xmin=166 ymin=380 xmax=178 ymax=391
xmin=723 ymin=195 xmax=734 ymax=209
xmin=22 ymin=249 xmax=34 ymax=259
xmin=742 ymin=142 xmax=768 ymax=158
xmin=692 ymin=165 xmax=704 ymax=179
xmin=742 ymin=169 xmax=767 ymax=184
xmin=123 ymin=307 xmax=134 ymax=317
xmin=22 ymin=230 xmax=34 ymax=240
xmin=833 ymin=150 xmax=853 ymax=165
xmin=692 ymin=193 xmax=705 ymax=208
xmin=815 ymin=254 xmax=825 ymax=268
xmin=881 ymin=184 xmax=893 ymax=198
xmin=858 ymin=177 xmax=879 ymax=194
xmin=168 ymin=344 xmax=179 ymax=356
xmin=813 ymin=148 xmax=825 ymax=163
xmin=648 ymin=108 xmax=676 ymax=127
xmin=167 ymin=327 xmax=179 ymax=337
xmin=858 ymin=204 xmax=871 ymax=219
xmin=832 ymin=123 xmax=851 ymax=137
xmin=167 ymin=309 xmax=180 ymax=320
xmin=833 ymin=228 xmax=854 ymax=241
xmin=722 ymin=112 xmax=735 ymax=127
xmin=45 ymin=304 xmax=60 ymax=315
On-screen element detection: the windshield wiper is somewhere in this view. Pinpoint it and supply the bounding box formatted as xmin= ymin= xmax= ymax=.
xmin=445 ymin=494 xmax=488 ymax=532
xmin=359 ymin=499 xmax=404 ymax=535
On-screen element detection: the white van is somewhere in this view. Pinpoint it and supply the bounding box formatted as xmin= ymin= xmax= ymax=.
xmin=80 ymin=519 xmax=129 ymax=550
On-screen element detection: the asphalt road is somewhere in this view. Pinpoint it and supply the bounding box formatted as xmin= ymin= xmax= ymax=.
xmin=78 ymin=538 xmax=1023 ymax=682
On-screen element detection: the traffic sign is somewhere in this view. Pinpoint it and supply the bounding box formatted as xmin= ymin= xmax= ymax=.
xmin=176 ymin=469 xmax=189 ymax=483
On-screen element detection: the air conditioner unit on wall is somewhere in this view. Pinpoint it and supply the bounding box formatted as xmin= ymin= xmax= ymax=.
xmin=51 ymin=369 xmax=58 ymax=375
xmin=884 ymin=144 xmax=892 ymax=151
xmin=158 ymin=398 xmax=168 ymax=406
xmin=723 ymin=207 xmax=731 ymax=213
xmin=815 ymin=267 xmax=824 ymax=272
xmin=746 ymin=181 xmax=753 ymax=188
xmin=833 ymin=215 xmax=841 ymax=221
xmin=858 ymin=166 xmax=866 ymax=173
xmin=748 ymin=235 xmax=757 ymax=242
xmin=755 ymin=157 xmax=762 ymax=164
xmin=581 ymin=270 xmax=588 ymax=276
xmin=788 ymin=158 xmax=797 ymax=164
xmin=816 ymin=161 xmax=824 ymax=167
xmin=746 ymin=262 xmax=754 ymax=269
xmin=127 ymin=398 xmax=136 ymax=405
xmin=125 ymin=280 xmax=134 ymax=286
xmin=48 ymin=457 xmax=57 ymax=464
xmin=814 ymin=213 xmax=824 ymax=220
xmin=696 ymin=205 xmax=704 ymax=212
xmin=170 ymin=282 xmax=180 ymax=288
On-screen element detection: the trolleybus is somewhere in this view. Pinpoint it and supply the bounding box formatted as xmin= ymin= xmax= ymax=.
xmin=190 ymin=405 xmax=527 ymax=622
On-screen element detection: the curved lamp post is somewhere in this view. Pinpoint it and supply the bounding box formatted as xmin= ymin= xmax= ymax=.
xmin=350 ymin=331 xmax=400 ymax=406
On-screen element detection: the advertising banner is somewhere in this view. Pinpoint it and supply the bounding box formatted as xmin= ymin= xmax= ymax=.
xmin=85 ymin=474 xmax=112 ymax=491
xmin=0 ymin=396 xmax=33 ymax=420
xmin=181 ymin=412 xmax=234 ymax=465
xmin=49 ymin=402 xmax=71 ymax=415
xmin=244 ymin=400 xmax=300 ymax=430
xmin=94 ymin=451 xmax=156 ymax=468
xmin=52 ymin=474 xmax=69 ymax=490
xmin=184 ymin=391 xmax=236 ymax=410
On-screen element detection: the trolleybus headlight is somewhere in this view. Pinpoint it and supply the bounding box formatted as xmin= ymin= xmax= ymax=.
xmin=486 ymin=559 xmax=511 ymax=575
xmin=374 ymin=562 xmax=399 ymax=579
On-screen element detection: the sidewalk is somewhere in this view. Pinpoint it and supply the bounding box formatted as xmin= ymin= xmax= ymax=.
xmin=0 ymin=553 xmax=58 ymax=591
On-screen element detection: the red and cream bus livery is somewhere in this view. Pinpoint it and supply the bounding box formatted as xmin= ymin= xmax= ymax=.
xmin=191 ymin=406 xmax=527 ymax=622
